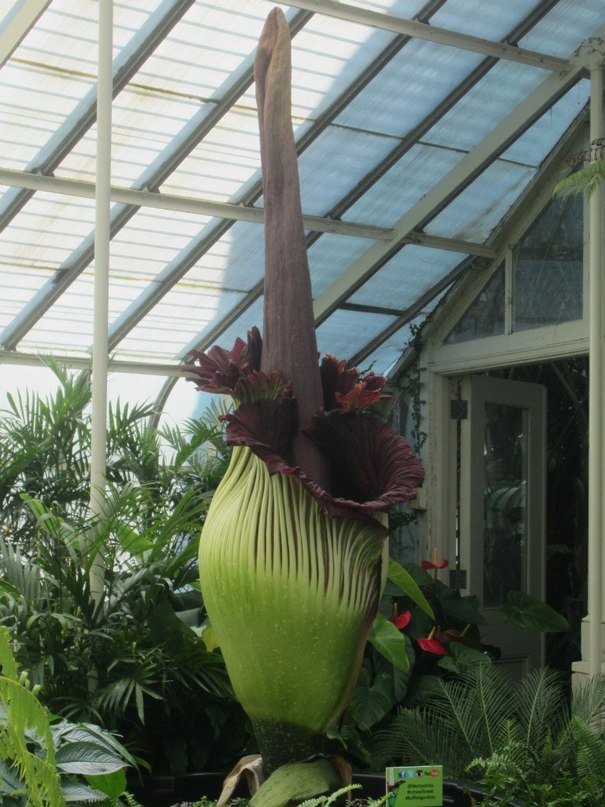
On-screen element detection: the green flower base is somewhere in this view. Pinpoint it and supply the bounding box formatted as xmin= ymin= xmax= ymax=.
xmin=251 ymin=718 xmax=323 ymax=776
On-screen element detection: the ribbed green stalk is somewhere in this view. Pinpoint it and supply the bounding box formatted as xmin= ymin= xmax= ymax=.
xmin=199 ymin=445 xmax=386 ymax=739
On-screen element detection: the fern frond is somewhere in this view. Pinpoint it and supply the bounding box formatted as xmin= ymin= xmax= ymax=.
xmin=0 ymin=628 xmax=64 ymax=806
xmin=554 ymin=160 xmax=605 ymax=199
xmin=468 ymin=665 xmax=515 ymax=756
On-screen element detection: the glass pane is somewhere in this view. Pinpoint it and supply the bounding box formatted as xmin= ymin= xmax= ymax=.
xmin=483 ymin=403 xmax=528 ymax=607
xmin=445 ymin=263 xmax=505 ymax=344
xmin=512 ymin=192 xmax=583 ymax=331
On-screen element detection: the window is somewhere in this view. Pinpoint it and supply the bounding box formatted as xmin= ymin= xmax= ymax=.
xmin=445 ymin=192 xmax=583 ymax=345
xmin=445 ymin=263 xmax=505 ymax=344
xmin=512 ymin=193 xmax=583 ymax=331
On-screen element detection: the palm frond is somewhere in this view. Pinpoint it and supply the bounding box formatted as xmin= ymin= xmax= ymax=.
xmin=0 ymin=536 xmax=42 ymax=603
xmin=571 ymin=673 xmax=605 ymax=731
xmin=371 ymin=663 xmax=574 ymax=782
xmin=514 ymin=667 xmax=568 ymax=750
xmin=371 ymin=705 xmax=473 ymax=776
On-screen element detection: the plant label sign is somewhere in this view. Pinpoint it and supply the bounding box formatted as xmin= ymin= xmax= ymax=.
xmin=386 ymin=765 xmax=443 ymax=807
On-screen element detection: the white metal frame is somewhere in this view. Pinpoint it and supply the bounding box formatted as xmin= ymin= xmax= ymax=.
xmin=419 ymin=69 xmax=605 ymax=673
xmin=418 ymin=123 xmax=587 ymax=579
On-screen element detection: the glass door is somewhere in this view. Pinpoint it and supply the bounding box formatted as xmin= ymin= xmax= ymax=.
xmin=457 ymin=374 xmax=546 ymax=674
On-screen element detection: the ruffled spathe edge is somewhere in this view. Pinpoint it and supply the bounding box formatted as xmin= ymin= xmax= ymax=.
xmin=223 ymin=402 xmax=423 ymax=526
xmin=185 ymin=329 xmax=425 ymax=524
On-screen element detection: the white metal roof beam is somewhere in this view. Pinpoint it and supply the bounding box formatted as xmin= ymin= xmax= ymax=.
xmin=403 ymin=232 xmax=496 ymax=258
xmin=0 ymin=0 xmax=50 ymax=67
xmin=0 ymin=350 xmax=184 ymax=376
xmin=0 ymin=166 xmax=495 ymax=255
xmin=0 ymin=0 xmax=196 ymax=233
xmin=0 ymin=167 xmax=392 ymax=241
xmin=313 ymin=56 xmax=590 ymax=325
xmin=289 ymin=0 xmax=569 ymax=71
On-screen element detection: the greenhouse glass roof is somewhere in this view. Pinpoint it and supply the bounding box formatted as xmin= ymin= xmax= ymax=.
xmin=0 ymin=0 xmax=604 ymax=420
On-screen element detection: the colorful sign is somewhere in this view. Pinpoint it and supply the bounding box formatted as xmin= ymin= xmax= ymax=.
xmin=385 ymin=765 xmax=443 ymax=807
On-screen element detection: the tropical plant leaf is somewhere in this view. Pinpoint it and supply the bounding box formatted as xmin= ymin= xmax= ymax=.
xmin=61 ymin=780 xmax=113 ymax=802
xmin=55 ymin=741 xmax=130 ymax=775
xmin=0 ymin=628 xmax=65 ymax=806
xmin=367 ymin=612 xmax=410 ymax=674
xmin=499 ymin=591 xmax=569 ymax=632
xmin=84 ymin=768 xmax=127 ymax=799
xmin=350 ymin=661 xmax=408 ymax=731
xmin=52 ymin=721 xmax=138 ymax=770
xmin=554 ymin=160 xmax=605 ymax=198
xmin=388 ymin=559 xmax=434 ymax=618
xmin=437 ymin=642 xmax=490 ymax=674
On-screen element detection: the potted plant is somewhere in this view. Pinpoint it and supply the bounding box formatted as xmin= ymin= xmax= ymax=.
xmin=370 ymin=662 xmax=605 ymax=806
xmin=184 ymin=9 xmax=424 ymax=805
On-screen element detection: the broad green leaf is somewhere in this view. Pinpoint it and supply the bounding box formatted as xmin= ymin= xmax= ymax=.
xmin=84 ymin=768 xmax=127 ymax=799
xmin=367 ymin=611 xmax=410 ymax=674
xmin=52 ymin=721 xmax=138 ymax=770
xmin=388 ymin=559 xmax=434 ymax=619
xmin=499 ymin=591 xmax=569 ymax=633
xmin=437 ymin=641 xmax=491 ymax=674
xmin=0 ymin=759 xmax=26 ymax=793
xmin=115 ymin=522 xmax=154 ymax=555
xmin=55 ymin=742 xmax=128 ymax=775
xmin=350 ymin=664 xmax=407 ymax=731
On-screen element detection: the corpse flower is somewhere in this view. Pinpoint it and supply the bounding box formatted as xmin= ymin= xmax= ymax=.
xmin=185 ymin=8 xmax=424 ymax=783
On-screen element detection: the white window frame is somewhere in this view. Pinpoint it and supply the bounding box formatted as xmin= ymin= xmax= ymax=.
xmin=417 ymin=148 xmax=590 ymax=572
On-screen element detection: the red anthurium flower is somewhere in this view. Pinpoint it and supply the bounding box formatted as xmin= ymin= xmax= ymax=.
xmin=417 ymin=626 xmax=449 ymax=656
xmin=417 ymin=636 xmax=449 ymax=656
xmin=421 ymin=547 xmax=448 ymax=576
xmin=390 ymin=610 xmax=412 ymax=631
xmin=421 ymin=559 xmax=449 ymax=571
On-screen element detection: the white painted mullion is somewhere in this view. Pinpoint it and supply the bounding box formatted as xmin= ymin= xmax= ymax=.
xmin=89 ymin=0 xmax=113 ymax=601
xmin=0 ymin=0 xmax=50 ymax=67
xmin=586 ymin=51 xmax=604 ymax=677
